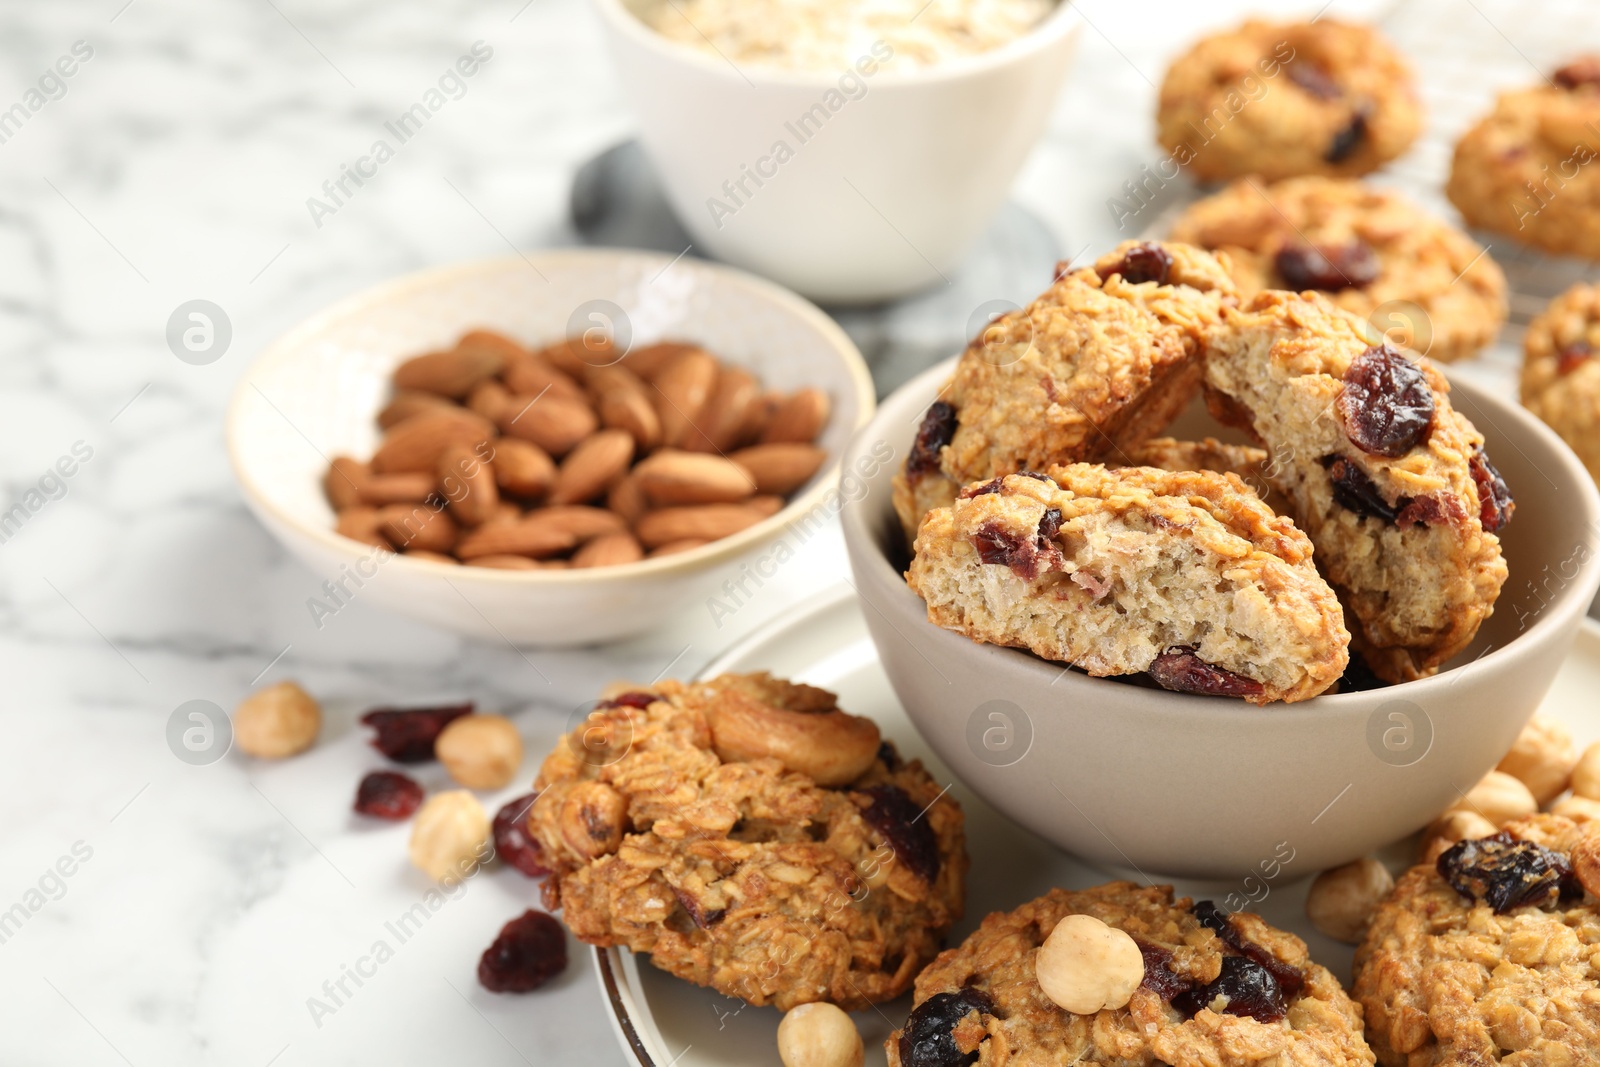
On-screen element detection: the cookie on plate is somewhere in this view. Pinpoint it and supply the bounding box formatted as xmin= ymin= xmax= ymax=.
xmin=888 ymin=882 xmax=1374 ymax=1067
xmin=1157 ymin=19 xmax=1421 ymax=181
xmin=1205 ymin=291 xmax=1511 ymax=683
xmin=905 ymin=464 xmax=1350 ymax=704
xmin=1522 ymin=282 xmax=1600 ymax=485
xmin=1449 ymin=56 xmax=1600 ymax=260
xmin=1169 ymin=177 xmax=1507 ymax=363
xmin=1355 ymin=814 xmax=1600 ymax=1066
xmin=892 ymin=241 xmax=1238 ymax=544
xmin=529 ymin=672 xmax=965 ymax=1011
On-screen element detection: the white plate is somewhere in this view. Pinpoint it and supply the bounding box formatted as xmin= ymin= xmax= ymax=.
xmin=597 ymin=585 xmax=1600 ymax=1067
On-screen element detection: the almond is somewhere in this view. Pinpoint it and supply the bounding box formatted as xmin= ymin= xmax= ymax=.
xmin=650 ymin=538 xmax=709 ymax=557
xmin=360 ymin=472 xmax=438 ymax=505
xmin=731 ymin=444 xmax=827 ymax=496
xmin=371 ymin=409 xmax=494 ymax=474
xmin=623 ymin=342 xmax=698 ymax=381
xmin=550 ymin=430 xmax=634 ymax=506
xmin=598 ymin=387 xmax=661 ymax=451
xmin=761 ymin=388 xmax=830 ymax=444
xmin=378 ymin=504 xmax=459 ymax=554
xmin=738 ymin=391 xmax=784 ymax=447
xmin=749 ymin=495 xmax=785 ymax=516
xmin=467 ymin=554 xmax=544 ymax=570
xmin=325 ymin=456 xmax=370 ymax=510
xmin=503 ymin=353 xmax=586 ymax=404
xmin=607 ymin=472 xmax=648 ymax=524
xmin=682 ymin=368 xmax=758 ymax=453
xmin=539 ymin=336 xmax=616 ymax=376
xmin=483 ymin=501 xmax=523 ymax=526
xmin=536 ymin=505 xmax=627 ymax=541
xmin=378 ymin=390 xmax=455 ymax=429
xmin=466 ymin=380 xmax=514 ymax=424
xmin=571 ymin=531 xmax=645 ymax=568
xmin=336 ymin=506 xmax=388 ymax=548
xmin=635 ymin=502 xmax=771 ymax=547
xmin=652 ymin=348 xmax=718 ymax=448
xmin=456 ymin=329 xmax=532 ymax=364
xmin=439 ymin=444 xmax=499 ymax=526
xmin=404 ymin=550 xmax=459 ymax=565
xmin=393 ymin=346 xmax=504 ymax=398
xmin=491 ymin=438 xmax=556 ymax=500
xmin=498 ymin=394 xmax=597 ymax=456
xmin=456 ymin=518 xmax=578 ymax=560
xmin=634 ymin=451 xmax=756 ymax=505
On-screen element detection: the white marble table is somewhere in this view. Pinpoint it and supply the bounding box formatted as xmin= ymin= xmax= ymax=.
xmin=0 ymin=0 xmax=1440 ymax=1063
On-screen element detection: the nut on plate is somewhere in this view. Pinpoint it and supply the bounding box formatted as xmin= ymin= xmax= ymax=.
xmin=1033 ymin=914 xmax=1144 ymax=1015
xmin=1448 ymin=770 xmax=1537 ymax=827
xmin=1496 ymin=715 xmax=1578 ymax=806
xmin=1571 ymin=741 xmax=1600 ymax=800
xmin=1304 ymin=857 xmax=1394 ymax=944
xmin=408 ymin=790 xmax=491 ymax=882
xmin=233 ymin=681 xmax=321 ymax=758
xmin=1421 ymin=809 xmax=1499 ymax=863
xmin=436 ymin=714 xmax=524 ymax=790
xmin=777 ymin=1002 xmax=862 ymax=1067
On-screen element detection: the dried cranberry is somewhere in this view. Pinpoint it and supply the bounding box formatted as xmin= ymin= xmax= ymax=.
xmin=493 ymin=793 xmax=549 ymax=877
xmin=1172 ymin=956 xmax=1287 ymax=1023
xmin=477 ymin=910 xmax=568 ymax=993
xmin=1192 ymin=900 xmax=1304 ymax=1000
xmin=859 ymin=784 xmax=940 ymax=883
xmin=1469 ymin=447 xmax=1514 ymax=532
xmin=1396 ymin=493 xmax=1466 ymax=530
xmin=353 ymin=770 xmax=424 ymax=819
xmin=1558 ymin=341 xmax=1594 ymax=374
xmin=1274 ymin=241 xmax=1380 ymax=292
xmin=909 ymin=401 xmax=959 ymax=477
xmin=898 ymin=988 xmax=994 ymax=1067
xmin=1134 ymin=937 xmax=1194 ymax=1000
xmin=1338 ymin=653 xmax=1389 ymax=693
xmin=960 ymin=477 xmax=1004 ymax=499
xmin=1326 ymin=456 xmax=1398 ymax=522
xmin=360 ymin=703 xmax=472 ymax=762
xmin=1554 ymin=56 xmax=1600 ymax=90
xmin=1338 ymin=345 xmax=1435 ymax=457
xmin=1325 ymin=107 xmax=1370 ymax=164
xmin=1148 ymin=649 xmax=1264 ymax=699
xmin=1036 ymin=507 xmax=1063 ymax=542
xmin=596 ymin=691 xmax=656 ymax=710
xmin=1097 ymin=242 xmax=1173 ymax=286
xmin=1287 ymin=61 xmax=1342 ymax=100
xmin=1436 ymin=832 xmax=1580 ymax=913
xmin=672 ymin=887 xmax=726 ymax=929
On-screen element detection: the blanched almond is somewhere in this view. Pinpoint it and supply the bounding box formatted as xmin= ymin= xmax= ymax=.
xmin=336 ymin=506 xmax=388 ymax=548
xmin=371 ymin=409 xmax=494 ymax=474
xmin=653 ymin=348 xmax=718 ymax=448
xmin=635 ymin=503 xmax=771 ymax=547
xmin=467 ymin=554 xmax=544 ymax=570
xmin=503 ymin=353 xmax=585 ymax=404
xmin=731 ymin=444 xmax=826 ymax=496
xmin=761 ymin=388 xmax=830 ymax=444
xmin=491 ymin=439 xmax=555 ymax=500
xmin=325 ymin=456 xmax=370 ymax=510
xmin=378 ymin=390 xmax=455 ymax=429
xmin=497 ymin=394 xmax=597 ymax=456
xmin=360 ymin=472 xmax=437 ymax=505
xmin=439 ymin=444 xmax=499 ymax=526
xmin=634 ymin=451 xmax=756 ymax=505
xmin=650 ymin=538 xmax=709 ymax=557
xmin=456 ymin=518 xmax=577 ymax=560
xmin=550 ymin=430 xmax=634 ymax=506
xmin=683 ymin=368 xmax=757 ymax=453
xmin=571 ymin=532 xmax=645 ymax=568
xmin=393 ymin=346 xmax=504 ymax=398
xmin=607 ymin=472 xmax=648 ymax=524
xmin=466 ymin=380 xmax=513 ymax=424
xmin=378 ymin=504 xmax=458 ymax=554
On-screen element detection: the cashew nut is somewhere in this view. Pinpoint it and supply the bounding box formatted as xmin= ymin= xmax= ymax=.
xmin=1034 ymin=914 xmax=1144 ymax=1015
xmin=698 ymin=687 xmax=880 ymax=787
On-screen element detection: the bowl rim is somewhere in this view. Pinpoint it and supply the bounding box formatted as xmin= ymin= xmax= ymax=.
xmin=841 ymin=354 xmax=1600 ymax=721
xmin=225 ymin=247 xmax=877 ymax=586
xmin=591 ymin=0 xmax=1080 ymax=89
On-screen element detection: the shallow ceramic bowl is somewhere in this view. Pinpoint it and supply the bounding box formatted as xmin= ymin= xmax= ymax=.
xmin=227 ymin=250 xmax=874 ymax=647
xmin=841 ymin=357 xmax=1600 ymax=879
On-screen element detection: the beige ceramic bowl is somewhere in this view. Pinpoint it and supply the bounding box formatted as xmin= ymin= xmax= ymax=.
xmin=841 ymin=357 xmax=1600 ymax=879
xmin=227 ymin=250 xmax=874 ymax=647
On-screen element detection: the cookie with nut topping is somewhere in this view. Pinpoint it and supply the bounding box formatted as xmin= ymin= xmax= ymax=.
xmin=1522 ymin=283 xmax=1600 ymax=488
xmin=1169 ymin=177 xmax=1507 ymax=363
xmin=529 ymin=672 xmax=966 ymax=1011
xmin=892 ymin=240 xmax=1238 ymax=545
xmin=1355 ymin=813 xmax=1600 ymax=1066
xmin=905 ymin=464 xmax=1350 ymax=704
xmin=1205 ymin=291 xmax=1510 ymax=683
xmin=888 ymin=882 xmax=1373 ymax=1067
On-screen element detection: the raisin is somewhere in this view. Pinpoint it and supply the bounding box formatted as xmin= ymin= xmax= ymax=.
xmin=1396 ymin=493 xmax=1466 ymax=530
xmin=859 ymin=784 xmax=940 ymax=882
xmin=1437 ymin=832 xmax=1580 ymax=913
xmin=672 ymin=887 xmax=726 ymax=929
xmin=1274 ymin=241 xmax=1380 ymax=292
xmin=971 ymin=520 xmax=1057 ymax=582
xmin=898 ymin=989 xmax=994 ymax=1067
xmin=1096 ymin=242 xmax=1173 ymax=286
xmin=960 ymin=477 xmax=1004 ymax=499
xmin=1326 ymin=456 xmax=1398 ymax=522
xmin=1036 ymin=507 xmax=1063 ymax=543
xmin=1554 ymin=55 xmax=1600 ymax=90
xmin=1325 ymin=107 xmax=1370 ymax=163
xmin=1469 ymin=447 xmax=1515 ymax=532
xmin=1338 ymin=345 xmax=1435 ymax=457
xmin=910 ymin=402 xmax=958 ymax=477
xmin=1338 ymin=653 xmax=1389 ymax=693
xmin=353 ymin=770 xmax=424 ymax=819
xmin=360 ymin=703 xmax=472 ymax=762
xmin=477 ymin=910 xmax=568 ymax=993
xmin=1134 ymin=937 xmax=1194 ymax=1001
xmin=1558 ymin=341 xmax=1594 ymax=374
xmin=1192 ymin=901 xmax=1305 ymax=1000
xmin=596 ymin=691 xmax=656 ymax=710
xmin=1172 ymin=956 xmax=1287 ymax=1023
xmin=1148 ymin=649 xmax=1264 ymax=699
xmin=1287 ymin=61 xmax=1342 ymax=100
xmin=493 ymin=793 xmax=549 ymax=877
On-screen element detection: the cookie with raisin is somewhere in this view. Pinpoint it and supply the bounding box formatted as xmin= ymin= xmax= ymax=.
xmin=1522 ymin=282 xmax=1600 ymax=487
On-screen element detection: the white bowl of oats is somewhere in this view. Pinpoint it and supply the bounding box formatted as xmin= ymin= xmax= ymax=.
xmin=593 ymin=0 xmax=1079 ymax=304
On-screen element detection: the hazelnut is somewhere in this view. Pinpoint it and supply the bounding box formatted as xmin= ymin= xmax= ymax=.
xmin=1571 ymin=742 xmax=1600 ymax=801
xmin=1449 ymin=770 xmax=1537 ymax=827
xmin=1551 ymin=795 xmax=1600 ymax=823
xmin=409 ymin=790 xmax=491 ymax=882
xmin=436 ymin=714 xmax=524 ymax=790
xmin=776 ymin=1002 xmax=862 ymax=1067
xmin=1305 ymin=858 xmax=1394 ymax=944
xmin=1420 ymin=809 xmax=1498 ymax=863
xmin=233 ymin=681 xmax=321 ymax=758
xmin=1497 ymin=715 xmax=1578 ymax=806
xmin=1034 ymin=914 xmax=1144 ymax=1015
xmin=1571 ymin=835 xmax=1600 ymax=898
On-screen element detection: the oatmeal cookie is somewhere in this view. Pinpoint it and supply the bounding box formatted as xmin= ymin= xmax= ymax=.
xmin=904 ymin=464 xmax=1349 ymax=704
xmin=1170 ymin=177 xmax=1507 ymax=363
xmin=529 ymin=672 xmax=965 ymax=1011
xmin=1205 ymin=291 xmax=1511 ymax=683
xmin=1355 ymin=813 xmax=1600 ymax=1066
xmin=892 ymin=241 xmax=1238 ymax=544
xmin=1157 ymin=19 xmax=1422 ymax=182
xmin=1522 ymin=283 xmax=1600 ymax=486
xmin=1449 ymin=57 xmax=1600 ymax=260
xmin=888 ymin=882 xmax=1373 ymax=1067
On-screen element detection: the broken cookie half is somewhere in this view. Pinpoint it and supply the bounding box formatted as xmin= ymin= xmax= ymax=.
xmin=905 ymin=465 xmax=1350 ymax=705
